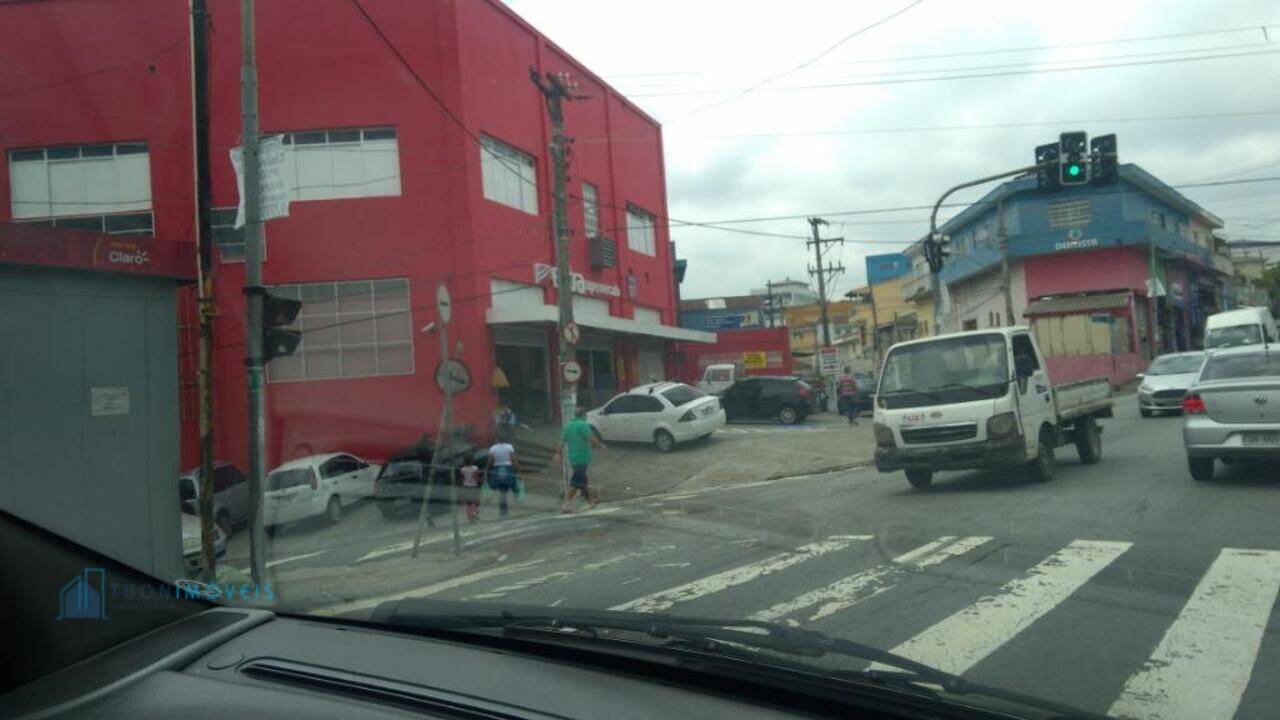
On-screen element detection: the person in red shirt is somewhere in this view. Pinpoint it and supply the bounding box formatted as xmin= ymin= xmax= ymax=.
xmin=836 ymin=367 xmax=859 ymax=426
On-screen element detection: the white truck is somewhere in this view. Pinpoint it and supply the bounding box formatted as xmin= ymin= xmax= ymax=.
xmin=872 ymin=326 xmax=1113 ymax=488
xmin=695 ymin=363 xmax=742 ymax=396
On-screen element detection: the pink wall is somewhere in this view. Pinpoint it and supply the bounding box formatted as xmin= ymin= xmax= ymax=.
xmin=1024 ymin=247 xmax=1148 ymax=299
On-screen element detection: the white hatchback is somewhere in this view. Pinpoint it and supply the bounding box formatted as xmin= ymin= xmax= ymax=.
xmin=588 ymin=383 xmax=726 ymax=452
xmin=263 ymin=452 xmax=381 ymax=532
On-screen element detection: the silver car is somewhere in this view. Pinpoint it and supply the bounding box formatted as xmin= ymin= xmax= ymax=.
xmin=1183 ymin=346 xmax=1280 ymax=482
xmin=1137 ymin=351 xmax=1205 ymax=417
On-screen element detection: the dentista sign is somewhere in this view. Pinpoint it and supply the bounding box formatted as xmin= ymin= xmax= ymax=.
xmin=533 ymin=263 xmax=621 ymax=297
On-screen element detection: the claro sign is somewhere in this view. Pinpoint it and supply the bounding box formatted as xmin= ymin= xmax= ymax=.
xmin=95 ymin=238 xmax=151 ymax=269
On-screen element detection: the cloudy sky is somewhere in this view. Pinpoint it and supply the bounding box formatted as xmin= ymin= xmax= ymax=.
xmin=504 ymin=0 xmax=1280 ymax=298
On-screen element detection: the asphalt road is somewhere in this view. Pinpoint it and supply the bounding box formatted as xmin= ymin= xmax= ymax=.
xmin=236 ymin=397 xmax=1280 ymax=720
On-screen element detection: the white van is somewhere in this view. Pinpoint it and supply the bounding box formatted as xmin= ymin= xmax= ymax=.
xmin=1203 ymin=307 xmax=1278 ymax=349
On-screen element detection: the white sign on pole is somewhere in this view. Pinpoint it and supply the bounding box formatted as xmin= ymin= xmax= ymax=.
xmin=818 ymin=346 xmax=840 ymax=375
xmin=562 ymin=360 xmax=583 ymax=384
xmin=436 ymin=284 xmax=453 ymax=324
xmin=231 ymin=134 xmax=290 ymax=229
xmin=563 ymin=322 xmax=580 ymax=345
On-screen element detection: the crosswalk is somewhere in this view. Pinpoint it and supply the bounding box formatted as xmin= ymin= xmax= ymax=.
xmin=315 ymin=534 xmax=1280 ymax=719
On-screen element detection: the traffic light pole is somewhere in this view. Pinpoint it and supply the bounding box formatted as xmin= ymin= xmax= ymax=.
xmin=240 ymin=0 xmax=267 ymax=586
xmin=926 ymin=162 xmax=1042 ymax=333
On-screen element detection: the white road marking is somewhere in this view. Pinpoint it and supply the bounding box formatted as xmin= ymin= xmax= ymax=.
xmin=871 ymin=539 xmax=1131 ymax=676
xmin=1108 ymin=548 xmax=1280 ymax=720
xmin=654 ymin=562 xmax=692 ymax=568
xmin=356 ymin=508 xmax=630 ymax=562
xmin=611 ymin=536 xmax=872 ymax=614
xmin=310 ymin=558 xmax=547 ymax=616
xmin=750 ymin=536 xmax=992 ymax=623
xmin=465 ymin=546 xmax=675 ymax=601
xmin=266 ymin=551 xmax=326 ymax=569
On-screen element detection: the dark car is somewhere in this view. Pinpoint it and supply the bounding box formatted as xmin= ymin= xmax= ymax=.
xmin=178 ymin=461 xmax=249 ymax=538
xmin=721 ymin=376 xmax=814 ymax=424
xmin=851 ymin=372 xmax=877 ymax=414
xmin=374 ymin=438 xmax=487 ymax=520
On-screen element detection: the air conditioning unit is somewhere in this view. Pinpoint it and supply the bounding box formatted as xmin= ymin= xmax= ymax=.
xmin=589 ymin=235 xmax=617 ymax=269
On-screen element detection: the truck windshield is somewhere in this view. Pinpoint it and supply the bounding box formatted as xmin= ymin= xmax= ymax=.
xmin=879 ymin=334 xmax=1009 ymax=408
xmin=1204 ymin=324 xmax=1262 ymax=349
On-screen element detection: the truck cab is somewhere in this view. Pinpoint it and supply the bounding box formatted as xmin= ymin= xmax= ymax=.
xmin=696 ymin=363 xmax=740 ymax=396
xmin=873 ymin=327 xmax=1111 ymax=489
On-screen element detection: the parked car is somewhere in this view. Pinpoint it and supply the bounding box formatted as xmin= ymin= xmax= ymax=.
xmin=1203 ymin=306 xmax=1278 ymax=349
xmin=1136 ymin=351 xmax=1206 ymax=417
xmin=721 ymin=376 xmax=814 ymax=424
xmin=180 ymin=510 xmax=226 ymax=576
xmin=373 ymin=439 xmax=486 ymax=520
xmin=178 ymin=461 xmax=249 ymax=538
xmin=263 ymin=452 xmax=381 ymax=533
xmin=588 ymin=382 xmax=725 ymax=452
xmin=1182 ymin=346 xmax=1280 ymax=482
xmin=852 ymin=371 xmax=877 ymax=414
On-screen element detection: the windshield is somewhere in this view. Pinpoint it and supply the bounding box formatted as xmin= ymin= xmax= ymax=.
xmin=1199 ymin=353 xmax=1280 ymax=381
xmin=661 ymin=384 xmax=706 ymax=407
xmin=1204 ymin=323 xmax=1263 ymax=348
xmin=879 ymin=334 xmax=1009 ymax=407
xmin=1146 ymin=354 xmax=1205 ymax=375
xmin=9 ymin=2 xmax=1280 ymax=717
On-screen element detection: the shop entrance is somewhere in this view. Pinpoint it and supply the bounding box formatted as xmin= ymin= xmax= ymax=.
xmin=493 ymin=327 xmax=551 ymax=424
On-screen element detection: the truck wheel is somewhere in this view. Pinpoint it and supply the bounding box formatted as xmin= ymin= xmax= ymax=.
xmin=1188 ymin=457 xmax=1215 ymax=482
xmin=1027 ymin=427 xmax=1056 ymax=483
xmin=905 ymin=469 xmax=933 ymax=488
xmin=1074 ymin=417 xmax=1102 ymax=465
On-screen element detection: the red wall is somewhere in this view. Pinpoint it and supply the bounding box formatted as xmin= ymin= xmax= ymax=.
xmin=1023 ymin=247 xmax=1148 ymax=299
xmin=673 ymin=329 xmax=793 ymax=384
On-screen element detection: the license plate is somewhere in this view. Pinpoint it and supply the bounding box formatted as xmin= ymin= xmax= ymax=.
xmin=1242 ymin=432 xmax=1280 ymax=446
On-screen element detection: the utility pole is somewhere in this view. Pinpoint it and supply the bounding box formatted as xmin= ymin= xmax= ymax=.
xmin=998 ymin=199 xmax=1014 ymax=326
xmin=764 ymin=280 xmax=777 ymax=328
xmin=807 ymin=218 xmax=845 ymax=347
xmin=191 ymin=0 xmax=218 ymax=579
xmin=240 ymin=0 xmax=267 ymax=585
xmin=531 ymin=68 xmax=582 ymax=497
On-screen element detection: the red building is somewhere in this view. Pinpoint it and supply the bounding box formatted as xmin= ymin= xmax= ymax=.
xmin=1 ymin=0 xmax=709 ymax=472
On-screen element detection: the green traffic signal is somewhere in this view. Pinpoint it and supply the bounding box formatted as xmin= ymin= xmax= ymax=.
xmin=1068 ymin=164 xmax=1081 ymax=177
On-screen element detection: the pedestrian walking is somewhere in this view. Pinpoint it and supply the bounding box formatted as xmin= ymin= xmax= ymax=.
xmin=837 ymin=366 xmax=860 ymax=426
xmin=459 ymin=454 xmax=482 ymax=523
xmin=553 ymin=408 xmax=606 ymax=513
xmin=493 ymin=401 xmax=517 ymax=443
xmin=482 ymin=440 xmax=521 ymax=518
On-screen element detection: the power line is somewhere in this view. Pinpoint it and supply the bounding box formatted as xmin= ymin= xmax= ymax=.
xmin=632 ymin=48 xmax=1280 ymax=97
xmin=674 ymin=0 xmax=926 ymax=119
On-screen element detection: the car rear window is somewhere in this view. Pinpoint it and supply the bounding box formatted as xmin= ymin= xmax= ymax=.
xmin=382 ymin=459 xmax=424 ymax=477
xmin=1199 ymin=353 xmax=1280 ymax=381
xmin=1147 ymin=354 xmax=1205 ymax=375
xmin=661 ymin=384 xmax=706 ymax=407
xmin=1204 ymin=324 xmax=1262 ymax=349
xmin=267 ymin=468 xmax=314 ymax=491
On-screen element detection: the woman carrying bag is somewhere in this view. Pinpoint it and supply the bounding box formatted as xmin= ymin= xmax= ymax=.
xmin=482 ymin=440 xmax=521 ymax=519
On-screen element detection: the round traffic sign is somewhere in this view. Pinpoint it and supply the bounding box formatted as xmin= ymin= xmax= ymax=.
xmin=563 ymin=322 xmax=580 ymax=345
xmin=436 ymin=284 xmax=452 ymax=324
xmin=562 ymin=359 xmax=583 ymax=384
xmin=434 ymin=359 xmax=471 ymax=394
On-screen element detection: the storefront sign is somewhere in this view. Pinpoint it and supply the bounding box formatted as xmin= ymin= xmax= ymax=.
xmin=0 ymin=224 xmax=195 ymax=280
xmin=1053 ymin=236 xmax=1099 ymax=252
xmin=742 ymin=351 xmax=767 ymax=369
xmin=1170 ymin=283 xmax=1186 ymax=303
xmin=818 ymin=346 xmax=840 ymax=375
xmin=90 ymin=387 xmax=130 ymax=417
xmin=533 ymin=263 xmax=621 ymax=298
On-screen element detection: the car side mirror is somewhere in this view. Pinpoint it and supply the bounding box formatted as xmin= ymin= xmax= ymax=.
xmin=1015 ymin=355 xmax=1035 ymax=380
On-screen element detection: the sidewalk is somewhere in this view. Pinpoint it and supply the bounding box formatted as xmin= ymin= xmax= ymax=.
xmin=512 ymin=411 xmax=876 ymax=503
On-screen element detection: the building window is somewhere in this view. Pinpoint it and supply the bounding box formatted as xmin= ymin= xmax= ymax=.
xmin=266 ymin=278 xmax=413 ymax=383
xmin=8 ymin=142 xmax=151 ymax=221
xmin=633 ymin=306 xmax=661 ymax=324
xmin=1047 ymin=198 xmax=1092 ymax=229
xmin=16 ymin=211 xmax=154 ymax=236
xmin=583 ymin=181 xmax=599 ymax=236
xmin=280 ymin=127 xmax=401 ymax=202
xmin=626 ymin=206 xmax=656 ymax=256
xmin=211 ymin=207 xmax=245 ymax=261
xmin=480 ymin=135 xmax=537 ymax=214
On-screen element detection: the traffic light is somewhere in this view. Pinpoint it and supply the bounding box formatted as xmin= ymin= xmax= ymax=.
xmin=263 ymin=292 xmax=302 ymax=362
xmin=1090 ymin=133 xmax=1118 ymax=186
xmin=1058 ymin=131 xmax=1089 ymax=186
xmin=925 ymin=233 xmax=951 ymax=274
xmin=1035 ymin=142 xmax=1060 ymax=191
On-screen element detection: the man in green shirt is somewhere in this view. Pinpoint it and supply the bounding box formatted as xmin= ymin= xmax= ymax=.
xmin=553 ymin=408 xmax=606 ymax=513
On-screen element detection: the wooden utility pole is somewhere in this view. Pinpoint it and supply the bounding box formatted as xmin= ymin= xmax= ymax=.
xmin=807 ymin=218 xmax=845 ymax=347
xmin=191 ymin=0 xmax=217 ymax=579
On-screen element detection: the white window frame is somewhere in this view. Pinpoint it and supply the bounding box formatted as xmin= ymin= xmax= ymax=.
xmin=279 ymin=127 xmax=401 ymax=202
xmin=480 ymin=135 xmax=538 ymax=214
xmin=266 ymin=278 xmax=414 ymax=383
xmin=626 ymin=206 xmax=656 ymax=256
xmin=583 ymin=181 xmax=600 ymax=236
xmin=8 ymin=142 xmax=152 ymax=221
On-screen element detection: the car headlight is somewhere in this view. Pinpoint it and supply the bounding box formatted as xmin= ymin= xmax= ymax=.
xmin=1138 ymin=383 xmax=1152 ymax=394
xmin=987 ymin=411 xmax=1018 ymax=438
xmin=873 ymin=422 xmax=895 ymax=448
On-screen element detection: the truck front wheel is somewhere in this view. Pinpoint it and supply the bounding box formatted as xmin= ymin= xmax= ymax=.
xmin=905 ymin=469 xmax=933 ymax=488
xmin=1027 ymin=428 xmax=1056 ymax=483
xmin=1074 ymin=417 xmax=1102 ymax=465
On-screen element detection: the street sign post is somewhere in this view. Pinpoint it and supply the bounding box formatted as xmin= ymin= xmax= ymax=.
xmin=563 ymin=321 xmax=580 ymax=345
xmin=562 ymin=359 xmax=583 ymax=384
xmin=413 ymin=284 xmax=461 ymax=559
xmin=818 ymin=346 xmax=840 ymax=375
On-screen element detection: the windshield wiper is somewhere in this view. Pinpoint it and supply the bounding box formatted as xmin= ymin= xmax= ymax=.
xmin=366 ymin=600 xmax=1106 ymax=719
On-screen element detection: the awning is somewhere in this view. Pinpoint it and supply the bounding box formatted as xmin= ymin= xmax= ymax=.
xmin=0 ymin=223 xmax=195 ymax=280
xmin=1024 ymin=291 xmax=1131 ymax=316
xmin=486 ymin=304 xmax=716 ymax=343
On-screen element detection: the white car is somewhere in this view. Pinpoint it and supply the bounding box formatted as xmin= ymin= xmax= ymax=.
xmin=588 ymin=383 xmax=726 ymax=452
xmin=263 ymin=452 xmax=381 ymax=532
xmin=180 ymin=511 xmax=226 ymax=576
